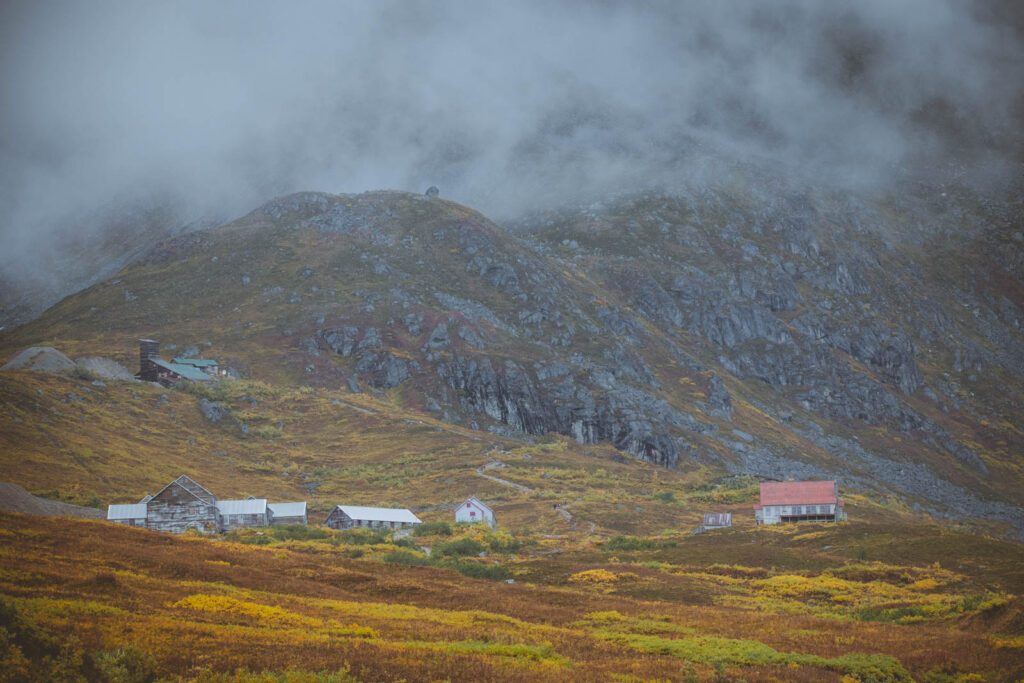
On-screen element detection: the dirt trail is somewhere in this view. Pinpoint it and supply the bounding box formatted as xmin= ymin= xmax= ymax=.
xmin=475 ymin=461 xmax=532 ymax=493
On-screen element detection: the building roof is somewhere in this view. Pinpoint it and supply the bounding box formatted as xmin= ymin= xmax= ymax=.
xmin=463 ymin=497 xmax=493 ymax=514
xmin=151 ymin=358 xmax=213 ymax=381
xmin=173 ymin=357 xmax=218 ymax=367
xmin=334 ymin=505 xmax=421 ymax=524
xmin=216 ymin=499 xmax=267 ymax=515
xmin=268 ymin=501 xmax=307 ymax=518
xmin=703 ymin=512 xmax=732 ymax=526
xmin=758 ymin=481 xmax=838 ymax=507
xmin=151 ymin=474 xmax=216 ymax=505
xmin=107 ymin=503 xmax=147 ymax=520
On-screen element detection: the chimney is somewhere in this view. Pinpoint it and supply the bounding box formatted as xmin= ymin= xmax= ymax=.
xmin=139 ymin=339 xmax=160 ymax=381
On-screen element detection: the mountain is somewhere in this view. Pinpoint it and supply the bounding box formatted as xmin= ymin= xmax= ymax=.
xmin=1 ymin=182 xmax=1022 ymax=535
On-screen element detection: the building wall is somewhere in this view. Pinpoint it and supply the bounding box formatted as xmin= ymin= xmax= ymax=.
xmin=325 ymin=508 xmax=353 ymax=530
xmin=757 ymin=503 xmax=838 ymax=525
xmin=270 ymin=515 xmax=307 ymax=526
xmin=111 ymin=518 xmax=146 ymax=527
xmin=146 ymin=481 xmax=219 ymax=533
xmin=219 ymin=512 xmax=268 ymax=530
xmin=456 ymin=501 xmax=495 ymax=527
xmin=146 ymin=501 xmax=219 ymax=534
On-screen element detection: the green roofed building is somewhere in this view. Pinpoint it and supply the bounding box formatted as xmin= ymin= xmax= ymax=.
xmin=136 ymin=339 xmax=220 ymax=386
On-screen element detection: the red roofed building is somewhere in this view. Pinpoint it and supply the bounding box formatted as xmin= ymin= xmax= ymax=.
xmin=754 ymin=480 xmax=846 ymax=525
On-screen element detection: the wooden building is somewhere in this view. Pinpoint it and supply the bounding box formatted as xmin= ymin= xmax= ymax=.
xmin=455 ymin=497 xmax=496 ymax=528
xmin=173 ymin=357 xmax=221 ymax=376
xmin=106 ymin=475 xmax=306 ymax=534
xmin=106 ymin=502 xmax=147 ymax=527
xmin=217 ymin=498 xmax=269 ymax=530
xmin=754 ymin=481 xmax=845 ymax=525
xmin=145 ymin=475 xmax=220 ymax=534
xmin=136 ymin=339 xmax=216 ymax=386
xmin=268 ymin=501 xmax=308 ymax=526
xmin=701 ymin=512 xmax=732 ymax=530
xmin=325 ymin=505 xmax=422 ymax=530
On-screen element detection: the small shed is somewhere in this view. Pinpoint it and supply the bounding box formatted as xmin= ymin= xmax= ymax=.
xmin=455 ymin=497 xmax=496 ymax=528
xmin=107 ymin=503 xmax=147 ymax=527
xmin=702 ymin=512 xmax=732 ymax=529
xmin=325 ymin=505 xmax=422 ymax=531
xmin=269 ymin=501 xmax=308 ymax=526
xmin=216 ymin=499 xmax=269 ymax=530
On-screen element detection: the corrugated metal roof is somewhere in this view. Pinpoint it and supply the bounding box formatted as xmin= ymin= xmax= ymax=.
xmin=151 ymin=358 xmax=212 ymax=381
xmin=759 ymin=481 xmax=838 ymax=506
xmin=173 ymin=358 xmax=218 ymax=367
xmin=107 ymin=503 xmax=147 ymax=520
xmin=703 ymin=512 xmax=732 ymax=526
xmin=217 ymin=499 xmax=267 ymax=515
xmin=335 ymin=505 xmax=421 ymax=524
xmin=268 ymin=501 xmax=307 ymax=518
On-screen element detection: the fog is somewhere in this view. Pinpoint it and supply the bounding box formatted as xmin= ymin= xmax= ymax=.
xmin=1 ymin=0 xmax=1021 ymax=307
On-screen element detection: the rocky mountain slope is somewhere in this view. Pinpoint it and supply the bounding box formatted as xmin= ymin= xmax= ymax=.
xmin=2 ymin=181 xmax=1022 ymax=533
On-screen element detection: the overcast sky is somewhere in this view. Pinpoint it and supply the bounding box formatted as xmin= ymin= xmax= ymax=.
xmin=1 ymin=0 xmax=1021 ymax=292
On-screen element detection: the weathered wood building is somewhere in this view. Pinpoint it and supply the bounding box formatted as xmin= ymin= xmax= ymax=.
xmin=136 ymin=339 xmax=217 ymax=386
xmin=106 ymin=475 xmax=306 ymax=534
xmin=325 ymin=505 xmax=422 ymax=530
xmin=754 ymin=480 xmax=845 ymax=525
xmin=268 ymin=501 xmax=308 ymax=526
xmin=172 ymin=357 xmax=221 ymax=376
xmin=455 ymin=497 xmax=496 ymax=528
xmin=701 ymin=512 xmax=732 ymax=530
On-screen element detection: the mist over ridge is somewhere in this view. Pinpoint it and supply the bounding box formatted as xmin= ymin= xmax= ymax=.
xmin=0 ymin=0 xmax=1021 ymax=306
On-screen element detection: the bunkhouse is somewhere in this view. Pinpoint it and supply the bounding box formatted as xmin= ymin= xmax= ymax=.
xmin=268 ymin=501 xmax=308 ymax=526
xmin=325 ymin=505 xmax=422 ymax=531
xmin=754 ymin=480 xmax=846 ymax=525
xmin=455 ymin=496 xmax=496 ymax=528
xmin=702 ymin=512 xmax=732 ymax=530
xmin=136 ymin=339 xmax=218 ymax=386
xmin=106 ymin=474 xmax=307 ymax=534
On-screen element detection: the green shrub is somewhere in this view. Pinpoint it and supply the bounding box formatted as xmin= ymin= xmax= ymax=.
xmin=91 ymin=647 xmax=158 ymax=683
xmin=332 ymin=528 xmax=387 ymax=546
xmin=383 ymin=550 xmax=429 ymax=567
xmin=433 ymin=537 xmax=486 ymax=558
xmin=434 ymin=558 xmax=510 ymax=580
xmin=413 ymin=521 xmax=452 ymax=537
xmin=270 ymin=525 xmax=331 ymax=542
xmin=605 ymin=536 xmax=662 ymax=551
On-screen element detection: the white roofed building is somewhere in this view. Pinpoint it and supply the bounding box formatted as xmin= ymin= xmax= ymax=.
xmin=217 ymin=499 xmax=268 ymax=530
xmin=269 ymin=501 xmax=308 ymax=526
xmin=107 ymin=503 xmax=147 ymax=527
xmin=325 ymin=505 xmax=422 ymax=530
xmin=105 ymin=474 xmax=307 ymax=534
xmin=455 ymin=497 xmax=496 ymax=528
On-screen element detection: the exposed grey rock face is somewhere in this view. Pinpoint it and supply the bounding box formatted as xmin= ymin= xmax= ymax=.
xmin=321 ymin=326 xmax=360 ymax=356
xmin=198 ymin=398 xmax=226 ymax=423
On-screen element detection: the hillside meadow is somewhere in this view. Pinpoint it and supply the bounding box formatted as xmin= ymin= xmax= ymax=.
xmin=1 ymin=509 xmax=1023 ymax=682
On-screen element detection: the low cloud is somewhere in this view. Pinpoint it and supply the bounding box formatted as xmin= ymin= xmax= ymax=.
xmin=1 ymin=0 xmax=1021 ymax=298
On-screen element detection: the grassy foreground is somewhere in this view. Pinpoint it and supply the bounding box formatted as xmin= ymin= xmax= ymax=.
xmin=1 ymin=511 xmax=1023 ymax=682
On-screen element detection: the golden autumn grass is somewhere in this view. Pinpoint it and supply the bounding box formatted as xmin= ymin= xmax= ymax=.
xmin=2 ymin=512 xmax=1024 ymax=682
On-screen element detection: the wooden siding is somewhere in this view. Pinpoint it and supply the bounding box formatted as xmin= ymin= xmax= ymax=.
xmin=219 ymin=512 xmax=268 ymax=530
xmin=146 ymin=500 xmax=219 ymax=534
xmin=270 ymin=515 xmax=307 ymax=526
xmin=325 ymin=508 xmax=353 ymax=530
